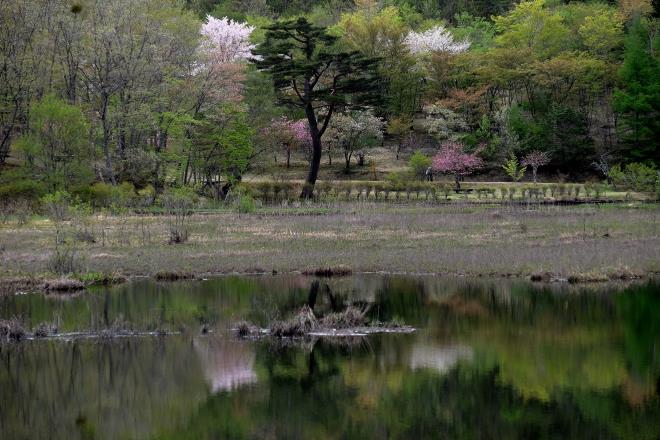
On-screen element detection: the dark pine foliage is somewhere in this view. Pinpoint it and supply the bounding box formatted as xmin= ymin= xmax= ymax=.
xmin=251 ymin=18 xmax=382 ymax=198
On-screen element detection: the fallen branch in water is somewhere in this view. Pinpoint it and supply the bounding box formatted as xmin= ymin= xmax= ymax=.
xmin=234 ymin=305 xmax=414 ymax=339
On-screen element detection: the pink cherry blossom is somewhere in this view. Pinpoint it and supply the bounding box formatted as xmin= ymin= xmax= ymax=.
xmin=432 ymin=141 xmax=483 ymax=190
xmin=290 ymin=119 xmax=312 ymax=145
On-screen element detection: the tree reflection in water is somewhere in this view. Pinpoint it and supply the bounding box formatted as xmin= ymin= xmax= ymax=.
xmin=0 ymin=276 xmax=658 ymax=439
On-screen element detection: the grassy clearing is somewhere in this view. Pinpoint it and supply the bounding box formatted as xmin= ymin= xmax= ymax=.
xmin=0 ymin=202 xmax=658 ymax=286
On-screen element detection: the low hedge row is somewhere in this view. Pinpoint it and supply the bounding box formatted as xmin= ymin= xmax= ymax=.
xmin=245 ymin=181 xmax=608 ymax=203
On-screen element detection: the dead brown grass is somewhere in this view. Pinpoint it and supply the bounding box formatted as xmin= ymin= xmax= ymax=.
xmin=0 ymin=202 xmax=658 ymax=281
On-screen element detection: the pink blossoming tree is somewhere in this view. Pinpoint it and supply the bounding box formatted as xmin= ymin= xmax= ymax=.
xmin=521 ymin=150 xmax=551 ymax=183
xmin=432 ymin=141 xmax=483 ymax=191
xmin=266 ymin=117 xmax=311 ymax=168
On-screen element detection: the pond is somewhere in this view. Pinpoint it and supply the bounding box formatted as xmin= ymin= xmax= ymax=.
xmin=1 ymin=275 xmax=659 ymax=439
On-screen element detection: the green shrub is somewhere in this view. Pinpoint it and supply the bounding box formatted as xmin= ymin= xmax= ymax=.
xmin=87 ymin=182 xmax=136 ymax=209
xmin=610 ymin=162 xmax=657 ymax=192
xmin=439 ymin=184 xmax=453 ymax=200
xmin=386 ymin=172 xmax=408 ymax=199
xmin=409 ymin=151 xmax=431 ymax=180
xmin=0 ymin=179 xmax=45 ymax=221
xmin=422 ymin=183 xmax=436 ymax=200
xmin=508 ymin=187 xmax=516 ymax=200
xmin=41 ymin=191 xmax=72 ymax=221
xmin=573 ymin=185 xmax=581 ymax=198
xmin=237 ymin=194 xmax=256 ymax=213
xmin=88 ymin=182 xmax=113 ymax=207
xmin=137 ymin=185 xmax=156 ymax=207
xmin=116 ymin=182 xmax=137 ymax=207
xmin=0 ymin=179 xmax=46 ymax=202
xmin=502 ymin=155 xmax=526 ymax=182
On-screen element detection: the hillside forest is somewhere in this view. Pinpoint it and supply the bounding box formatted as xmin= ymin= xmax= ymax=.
xmin=1 ymin=0 xmax=659 ymax=202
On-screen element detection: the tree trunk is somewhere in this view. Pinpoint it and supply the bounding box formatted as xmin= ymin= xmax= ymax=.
xmin=307 ymin=280 xmax=320 ymax=310
xmin=286 ymin=148 xmax=291 ymax=168
xmin=100 ymin=94 xmax=117 ymax=185
xmin=454 ymin=173 xmax=461 ymax=192
xmin=344 ymin=151 xmax=351 ymax=173
xmin=301 ymin=103 xmax=322 ymax=199
xmin=532 ymin=167 xmax=538 ymax=183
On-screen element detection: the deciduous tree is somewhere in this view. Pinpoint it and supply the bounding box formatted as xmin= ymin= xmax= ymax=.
xmin=16 ymin=96 xmax=92 ymax=191
xmin=521 ymin=150 xmax=551 ymax=183
xmin=325 ymin=110 xmax=384 ymax=172
xmin=431 ymin=141 xmax=483 ymax=190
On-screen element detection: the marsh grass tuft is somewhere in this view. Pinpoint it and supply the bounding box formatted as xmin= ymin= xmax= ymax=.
xmin=0 ymin=318 xmax=26 ymax=342
xmin=270 ymin=305 xmax=318 ymax=337
xmin=319 ymin=306 xmax=366 ymax=329
xmin=33 ymin=322 xmax=57 ymax=338
xmin=43 ymin=278 xmax=85 ymax=292
xmin=234 ymin=320 xmax=260 ymax=337
xmin=154 ymin=271 xmax=194 ymax=281
xmin=303 ymin=265 xmax=353 ymax=277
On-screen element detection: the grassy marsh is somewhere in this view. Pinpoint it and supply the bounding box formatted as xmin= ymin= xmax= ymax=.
xmin=0 ymin=202 xmax=658 ymax=285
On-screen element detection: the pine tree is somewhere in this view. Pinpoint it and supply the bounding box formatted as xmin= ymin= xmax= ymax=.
xmin=613 ymin=19 xmax=660 ymax=165
xmin=251 ymin=18 xmax=381 ymax=198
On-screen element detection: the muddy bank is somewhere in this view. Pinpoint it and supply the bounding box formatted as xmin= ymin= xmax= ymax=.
xmin=2 ymin=266 xmax=655 ymax=297
xmin=0 ymin=274 xmax=128 ymax=295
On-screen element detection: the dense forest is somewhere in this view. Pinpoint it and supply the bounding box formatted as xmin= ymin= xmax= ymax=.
xmin=1 ymin=0 xmax=659 ymax=202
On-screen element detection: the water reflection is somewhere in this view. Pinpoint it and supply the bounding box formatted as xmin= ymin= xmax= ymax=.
xmin=409 ymin=344 xmax=473 ymax=373
xmin=193 ymin=337 xmax=257 ymax=393
xmin=0 ymin=276 xmax=658 ymax=439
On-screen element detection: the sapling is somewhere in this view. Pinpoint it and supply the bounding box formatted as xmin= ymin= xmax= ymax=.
xmin=502 ymin=155 xmax=526 ymax=182
xmin=521 ymin=151 xmax=551 ymax=183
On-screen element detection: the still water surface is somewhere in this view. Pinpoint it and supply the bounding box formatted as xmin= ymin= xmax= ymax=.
xmin=1 ymin=275 xmax=659 ymax=439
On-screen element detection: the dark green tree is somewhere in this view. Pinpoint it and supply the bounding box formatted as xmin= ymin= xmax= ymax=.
xmin=613 ymin=19 xmax=660 ymax=165
xmin=251 ymin=18 xmax=381 ymax=198
xmin=190 ymin=105 xmax=255 ymax=200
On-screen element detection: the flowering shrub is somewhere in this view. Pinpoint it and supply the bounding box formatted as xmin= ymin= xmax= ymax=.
xmin=432 ymin=141 xmax=483 ymax=190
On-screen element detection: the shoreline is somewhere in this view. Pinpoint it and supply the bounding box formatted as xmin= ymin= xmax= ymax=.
xmin=2 ymin=203 xmax=658 ymax=293
xmin=0 ymin=267 xmax=656 ymax=296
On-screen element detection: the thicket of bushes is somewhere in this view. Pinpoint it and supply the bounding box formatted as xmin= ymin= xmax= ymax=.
xmin=0 ymin=162 xmax=658 ymax=223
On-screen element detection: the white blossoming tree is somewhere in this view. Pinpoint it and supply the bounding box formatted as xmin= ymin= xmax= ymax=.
xmin=197 ymin=16 xmax=256 ymax=103
xmin=405 ymin=26 xmax=470 ymax=55
xmin=200 ymin=16 xmax=255 ymax=63
xmin=325 ymin=111 xmax=384 ymax=172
